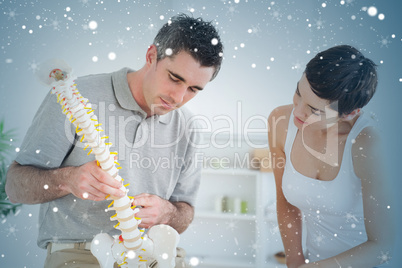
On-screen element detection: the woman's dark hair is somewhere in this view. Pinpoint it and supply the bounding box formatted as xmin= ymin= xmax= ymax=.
xmin=153 ymin=13 xmax=224 ymax=81
xmin=305 ymin=45 xmax=378 ymax=116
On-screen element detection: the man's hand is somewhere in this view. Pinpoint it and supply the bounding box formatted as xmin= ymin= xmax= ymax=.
xmin=60 ymin=160 xmax=125 ymax=201
xmin=132 ymin=193 xmax=174 ymax=229
xmin=132 ymin=193 xmax=195 ymax=233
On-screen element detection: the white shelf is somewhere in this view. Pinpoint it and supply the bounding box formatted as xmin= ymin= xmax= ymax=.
xmin=196 ymin=210 xmax=256 ymax=221
xmin=193 ymin=256 xmax=255 ymax=268
xmin=185 ymin=255 xmax=287 ymax=268
xmin=179 ymin=169 xmax=281 ymax=268
xmin=265 ymin=258 xmax=287 ymax=268
xmin=202 ymin=168 xmax=262 ymax=176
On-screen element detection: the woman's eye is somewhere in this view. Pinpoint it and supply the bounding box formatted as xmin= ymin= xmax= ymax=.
xmin=311 ymin=108 xmax=320 ymax=115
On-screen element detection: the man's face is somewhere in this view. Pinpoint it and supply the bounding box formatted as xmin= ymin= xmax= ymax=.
xmin=142 ymin=45 xmax=215 ymax=116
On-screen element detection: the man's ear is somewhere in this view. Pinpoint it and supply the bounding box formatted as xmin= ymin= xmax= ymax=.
xmin=341 ymin=108 xmax=361 ymax=121
xmin=145 ymin=44 xmax=158 ymax=66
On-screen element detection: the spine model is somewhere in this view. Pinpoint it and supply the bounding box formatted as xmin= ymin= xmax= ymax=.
xmin=38 ymin=59 xmax=179 ymax=268
xmin=49 ymin=68 xmax=143 ymax=259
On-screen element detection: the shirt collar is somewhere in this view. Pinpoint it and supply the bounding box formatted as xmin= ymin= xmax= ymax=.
xmin=112 ymin=68 xmax=172 ymax=124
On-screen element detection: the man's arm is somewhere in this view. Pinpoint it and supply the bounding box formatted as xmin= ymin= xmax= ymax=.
xmin=133 ymin=193 xmax=194 ymax=234
xmin=6 ymin=160 xmax=125 ymax=204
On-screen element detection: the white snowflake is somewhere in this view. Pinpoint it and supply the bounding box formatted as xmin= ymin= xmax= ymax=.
xmin=377 ymin=251 xmax=391 ymax=264
xmin=28 ymin=60 xmax=39 ymax=73
xmin=270 ymin=8 xmax=282 ymax=22
xmin=378 ymin=36 xmax=391 ymax=48
xmin=248 ymin=24 xmax=262 ymax=37
xmin=147 ymin=23 xmax=156 ymax=32
xmin=269 ymin=225 xmax=280 ymax=235
xmin=116 ymin=37 xmax=126 ymax=48
xmin=225 ymin=219 xmax=238 ymax=231
xmin=247 ymin=239 xmax=259 ymax=254
xmin=186 ymin=4 xmax=195 ymax=13
xmin=291 ymin=60 xmax=303 ymax=73
xmin=312 ymin=231 xmax=326 ymax=246
xmin=79 ymin=0 xmax=91 ymax=7
xmin=82 ymin=212 xmax=89 ymax=221
xmin=145 ymin=18 xmax=158 ymax=34
xmin=44 ymin=17 xmax=61 ymax=30
xmin=6 ymin=8 xmax=19 ymax=20
xmin=225 ymin=2 xmax=239 ymax=17
xmin=344 ymin=212 xmax=359 ymax=223
xmin=369 ymin=111 xmax=378 ymax=122
xmin=343 ymin=0 xmax=355 ymax=6
xmin=313 ymin=17 xmax=325 ymax=30
xmin=5 ymin=224 xmax=18 ymax=237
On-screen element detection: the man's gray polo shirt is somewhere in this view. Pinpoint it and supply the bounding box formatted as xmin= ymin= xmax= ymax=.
xmin=15 ymin=68 xmax=202 ymax=249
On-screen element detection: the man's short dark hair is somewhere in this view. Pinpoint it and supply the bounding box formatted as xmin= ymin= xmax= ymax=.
xmin=153 ymin=13 xmax=223 ymax=80
xmin=305 ymin=45 xmax=378 ymax=116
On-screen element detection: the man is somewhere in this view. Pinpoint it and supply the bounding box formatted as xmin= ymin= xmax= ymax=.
xmin=6 ymin=13 xmax=223 ymax=267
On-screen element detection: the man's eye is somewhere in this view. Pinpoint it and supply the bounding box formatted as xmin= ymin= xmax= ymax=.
xmin=169 ymin=75 xmax=179 ymax=82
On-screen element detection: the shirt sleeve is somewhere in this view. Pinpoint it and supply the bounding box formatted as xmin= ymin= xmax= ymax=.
xmin=168 ymin=119 xmax=202 ymax=206
xmin=15 ymin=90 xmax=76 ymax=169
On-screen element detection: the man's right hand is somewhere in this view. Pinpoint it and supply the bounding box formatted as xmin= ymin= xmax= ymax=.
xmin=60 ymin=160 xmax=125 ymax=201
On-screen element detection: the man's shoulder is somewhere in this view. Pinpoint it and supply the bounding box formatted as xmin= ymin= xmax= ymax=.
xmin=74 ymin=70 xmax=123 ymax=98
xmin=76 ymin=71 xmax=113 ymax=85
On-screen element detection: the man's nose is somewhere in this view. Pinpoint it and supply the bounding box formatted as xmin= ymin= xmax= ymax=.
xmin=169 ymin=85 xmax=187 ymax=105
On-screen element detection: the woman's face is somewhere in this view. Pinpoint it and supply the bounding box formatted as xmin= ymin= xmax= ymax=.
xmin=292 ymin=73 xmax=339 ymax=130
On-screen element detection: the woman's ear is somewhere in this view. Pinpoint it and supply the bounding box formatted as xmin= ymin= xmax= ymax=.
xmin=341 ymin=108 xmax=361 ymax=121
xmin=145 ymin=44 xmax=157 ymax=66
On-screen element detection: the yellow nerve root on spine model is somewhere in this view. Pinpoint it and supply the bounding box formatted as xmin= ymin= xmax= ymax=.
xmin=37 ymin=59 xmax=179 ymax=268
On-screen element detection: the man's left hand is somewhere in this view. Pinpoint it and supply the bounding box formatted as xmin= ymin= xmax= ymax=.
xmin=132 ymin=193 xmax=175 ymax=229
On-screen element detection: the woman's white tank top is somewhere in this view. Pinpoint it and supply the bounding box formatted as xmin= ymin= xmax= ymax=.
xmin=282 ymin=110 xmax=374 ymax=262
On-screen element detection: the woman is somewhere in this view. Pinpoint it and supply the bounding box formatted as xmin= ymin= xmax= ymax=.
xmin=268 ymin=45 xmax=394 ymax=267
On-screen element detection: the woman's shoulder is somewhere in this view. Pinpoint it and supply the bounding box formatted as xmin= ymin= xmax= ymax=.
xmin=268 ymin=104 xmax=293 ymax=149
xmin=268 ymin=104 xmax=293 ymax=129
xmin=351 ymin=126 xmax=382 ymax=177
xmin=351 ymin=112 xmax=380 ymax=152
xmin=268 ymin=104 xmax=292 ymax=117
xmin=352 ymin=126 xmax=380 ymax=156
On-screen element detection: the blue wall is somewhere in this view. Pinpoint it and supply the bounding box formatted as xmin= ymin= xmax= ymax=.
xmin=1 ymin=0 xmax=400 ymax=267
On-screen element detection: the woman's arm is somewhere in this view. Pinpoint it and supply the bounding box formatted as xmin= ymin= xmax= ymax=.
xmin=300 ymin=127 xmax=395 ymax=267
xmin=269 ymin=105 xmax=306 ymax=268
